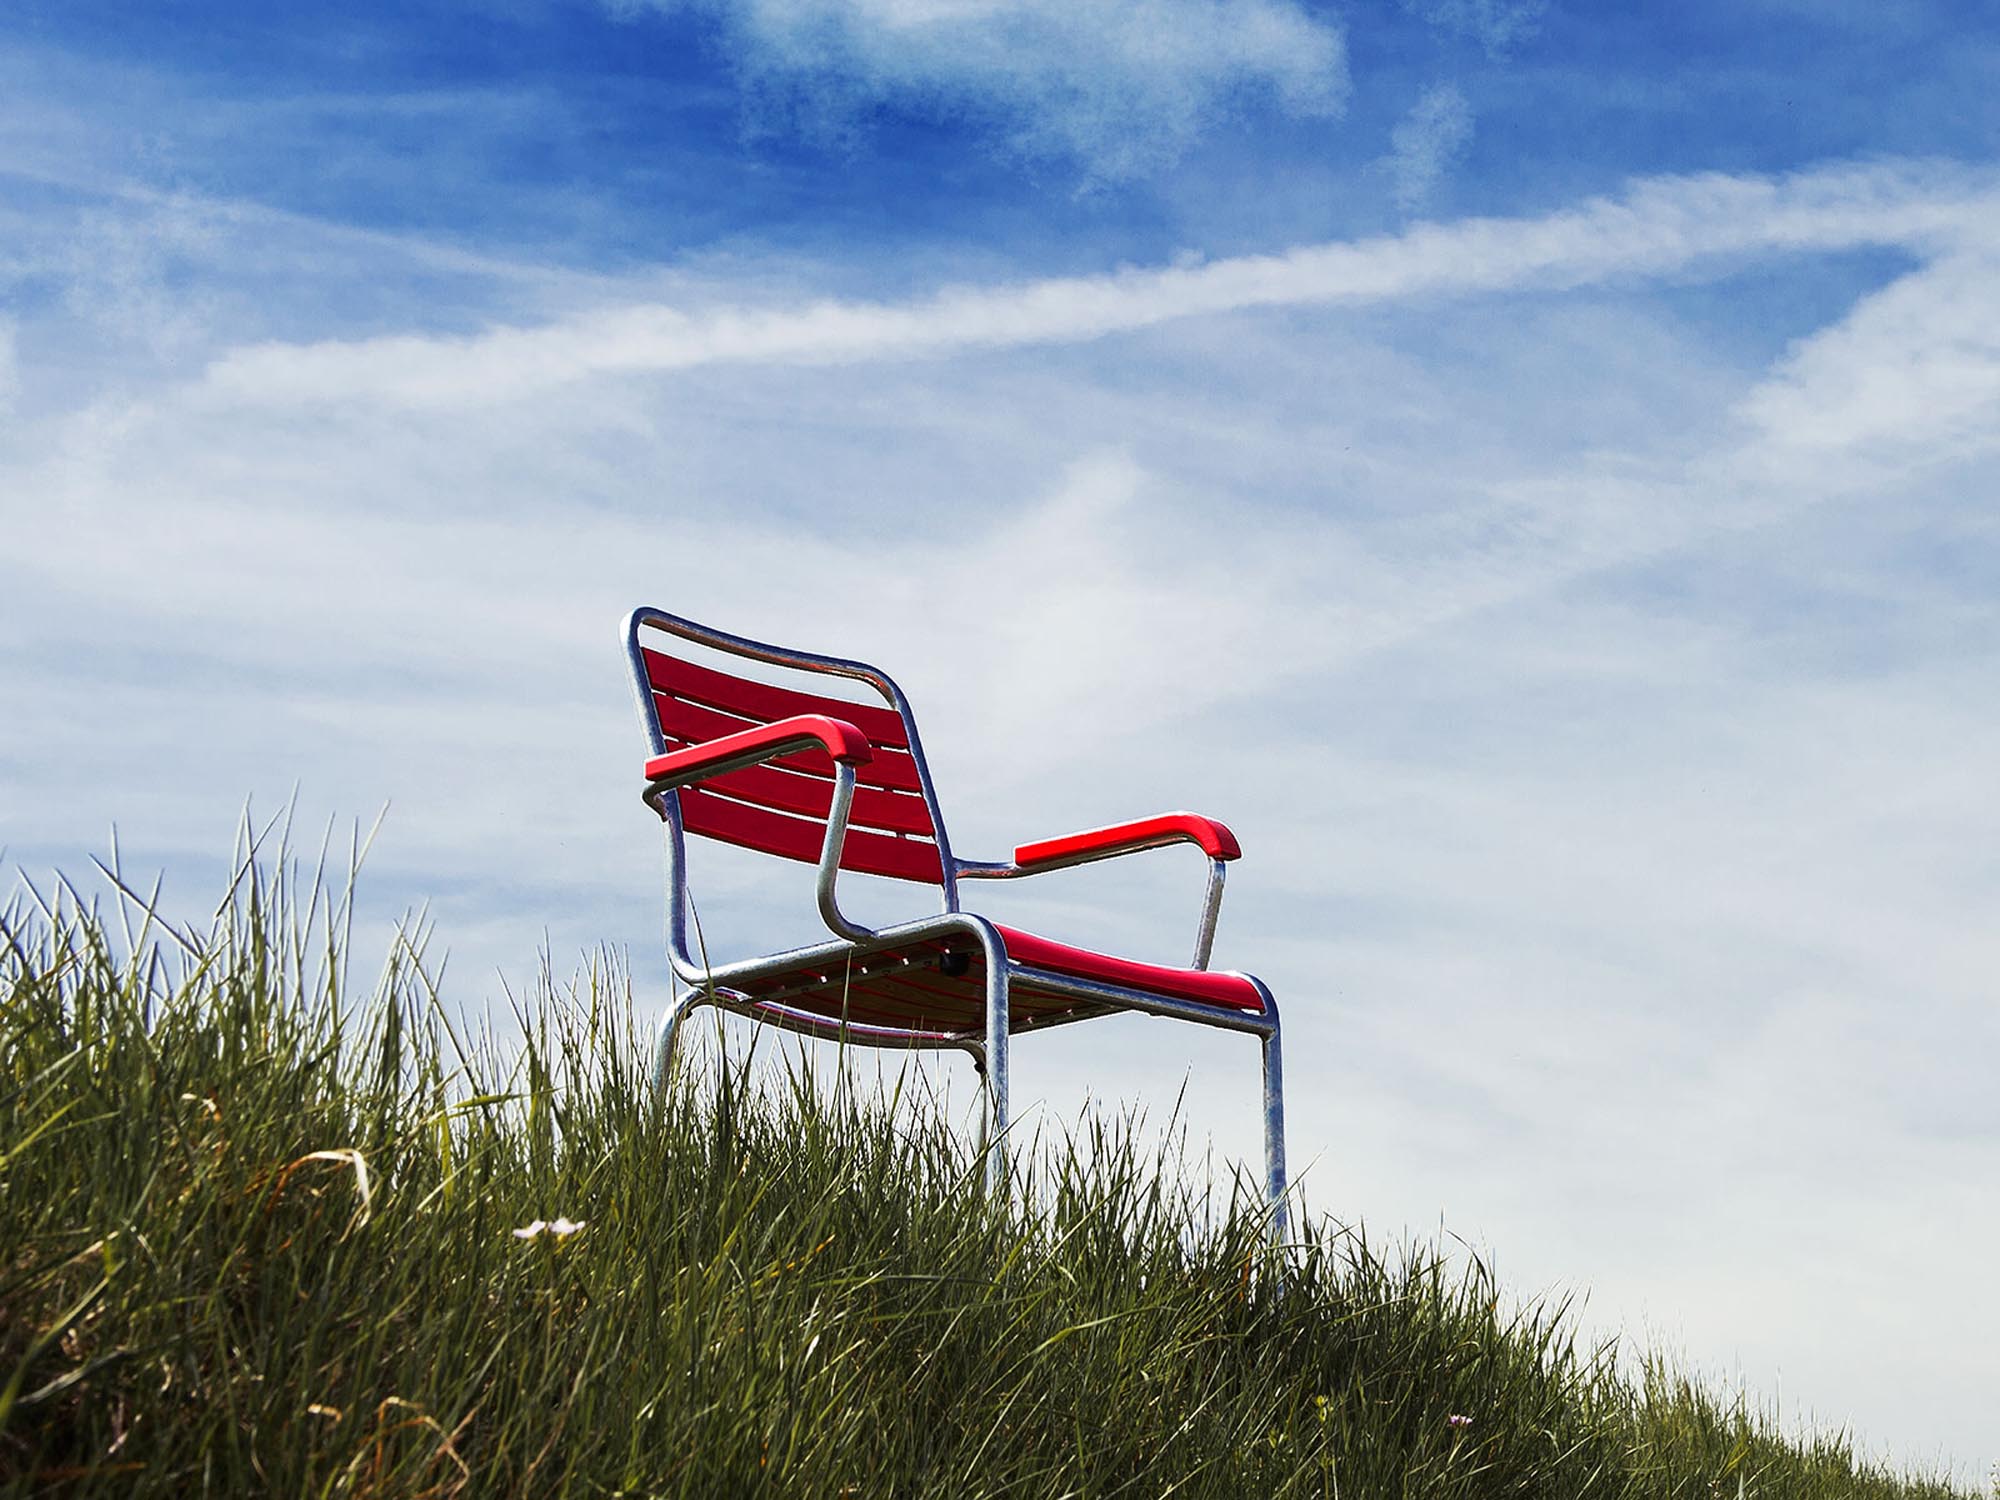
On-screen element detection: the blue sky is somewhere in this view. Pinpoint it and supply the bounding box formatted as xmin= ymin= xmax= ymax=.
xmin=4 ymin=0 xmax=1998 ymax=1484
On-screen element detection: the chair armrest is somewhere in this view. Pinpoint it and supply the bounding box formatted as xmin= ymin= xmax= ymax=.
xmin=1014 ymin=812 xmax=1241 ymax=872
xmin=643 ymin=713 xmax=872 ymax=791
xmin=642 ymin=712 xmax=877 ymax=944
xmin=964 ymin=811 xmax=1239 ymax=970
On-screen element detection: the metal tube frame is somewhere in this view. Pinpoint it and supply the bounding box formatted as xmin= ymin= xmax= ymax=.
xmin=626 ymin=605 xmax=1289 ymax=1241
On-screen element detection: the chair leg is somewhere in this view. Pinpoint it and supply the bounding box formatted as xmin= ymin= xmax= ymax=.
xmin=651 ymin=988 xmax=704 ymax=1096
xmin=1261 ymin=1005 xmax=1290 ymax=1247
xmin=982 ymin=963 xmax=1010 ymax=1197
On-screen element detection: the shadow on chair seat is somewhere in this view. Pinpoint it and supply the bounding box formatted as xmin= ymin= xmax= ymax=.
xmin=691 ymin=925 xmax=1267 ymax=1036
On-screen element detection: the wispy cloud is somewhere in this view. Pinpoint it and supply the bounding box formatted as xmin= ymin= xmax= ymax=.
xmin=1403 ymin=0 xmax=1550 ymax=58
xmin=607 ymin=0 xmax=1348 ymax=177
xmin=1737 ymin=246 xmax=2000 ymax=474
xmin=1382 ymin=82 xmax=1474 ymax=211
xmin=58 ymin=198 xmax=230 ymax=360
xmin=195 ymin=158 xmax=1999 ymax=408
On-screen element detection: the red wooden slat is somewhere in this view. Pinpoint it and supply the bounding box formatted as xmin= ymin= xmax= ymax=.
xmin=734 ymin=933 xmax=1257 ymax=1015
xmin=645 ymin=714 xmax=872 ymax=789
xmin=855 ymin=973 xmax=980 ymax=1012
xmin=678 ymin=786 xmax=943 ymax=883
xmin=730 ymin=951 xmax=941 ymax=999
xmin=656 ymin=749 xmax=935 ymax=837
xmin=870 ymin=970 xmax=1093 ymax=1021
xmin=729 ymin=957 xmax=1150 ymax=1033
xmin=754 ymin=972 xmax=1096 ymax=1030
xmin=797 ymin=989 xmax=973 ymax=1030
xmin=643 ymin=649 xmax=909 ymax=749
xmin=734 ymin=966 xmax=973 ymax=1023
xmin=994 ymin=924 xmax=1265 ymax=1013
xmin=655 ymin=695 xmax=924 ymax=794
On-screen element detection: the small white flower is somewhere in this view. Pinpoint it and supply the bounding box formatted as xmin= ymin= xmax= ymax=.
xmin=512 ymin=1216 xmax=587 ymax=1241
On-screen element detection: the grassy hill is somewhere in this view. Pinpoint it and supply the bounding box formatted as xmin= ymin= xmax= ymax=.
xmin=0 ymin=853 xmax=1973 ymax=1497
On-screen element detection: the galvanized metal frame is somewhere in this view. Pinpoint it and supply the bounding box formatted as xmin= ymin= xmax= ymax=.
xmin=625 ymin=605 xmax=1288 ymax=1242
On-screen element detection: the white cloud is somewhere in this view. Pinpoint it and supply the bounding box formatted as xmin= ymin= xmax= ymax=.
xmin=58 ymin=197 xmax=229 ymax=359
xmin=1736 ymin=247 xmax=2000 ymax=475
xmin=1403 ymin=0 xmax=1550 ymax=58
xmin=193 ymin=158 xmax=2000 ymax=408
xmin=1382 ymin=82 xmax=1474 ymax=211
xmin=610 ymin=0 xmax=1348 ymax=176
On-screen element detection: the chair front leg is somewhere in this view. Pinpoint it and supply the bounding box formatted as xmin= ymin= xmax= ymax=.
xmin=651 ymin=987 xmax=708 ymax=1097
xmin=983 ymin=959 xmax=1010 ymax=1198
xmin=1260 ymin=998 xmax=1290 ymax=1247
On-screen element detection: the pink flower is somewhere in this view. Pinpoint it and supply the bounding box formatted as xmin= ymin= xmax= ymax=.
xmin=1446 ymin=1414 xmax=1473 ymax=1428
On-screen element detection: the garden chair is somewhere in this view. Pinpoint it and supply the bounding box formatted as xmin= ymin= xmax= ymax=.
xmin=626 ymin=606 xmax=1289 ymax=1240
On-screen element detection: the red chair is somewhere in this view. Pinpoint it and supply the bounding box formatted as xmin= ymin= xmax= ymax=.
xmin=626 ymin=607 xmax=1288 ymax=1238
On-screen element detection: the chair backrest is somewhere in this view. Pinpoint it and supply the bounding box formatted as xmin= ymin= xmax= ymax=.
xmin=627 ymin=609 xmax=951 ymax=885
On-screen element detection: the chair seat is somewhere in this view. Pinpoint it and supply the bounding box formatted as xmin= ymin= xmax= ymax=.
xmin=990 ymin=926 xmax=1265 ymax=1013
xmin=714 ymin=923 xmax=1265 ymax=1039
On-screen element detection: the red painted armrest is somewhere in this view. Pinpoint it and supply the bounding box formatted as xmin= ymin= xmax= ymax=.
xmin=1015 ymin=811 xmax=1241 ymax=870
xmin=643 ymin=713 xmax=872 ymax=788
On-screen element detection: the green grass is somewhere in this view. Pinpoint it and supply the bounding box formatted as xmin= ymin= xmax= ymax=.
xmin=0 ymin=843 xmax=1973 ymax=1498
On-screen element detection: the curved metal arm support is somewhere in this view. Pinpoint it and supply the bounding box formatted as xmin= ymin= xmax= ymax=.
xmin=958 ymin=845 xmax=1235 ymax=971
xmin=814 ymin=763 xmax=874 ymax=942
xmin=1190 ymin=858 xmax=1227 ymax=970
xmin=636 ymin=728 xmax=872 ymax=952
